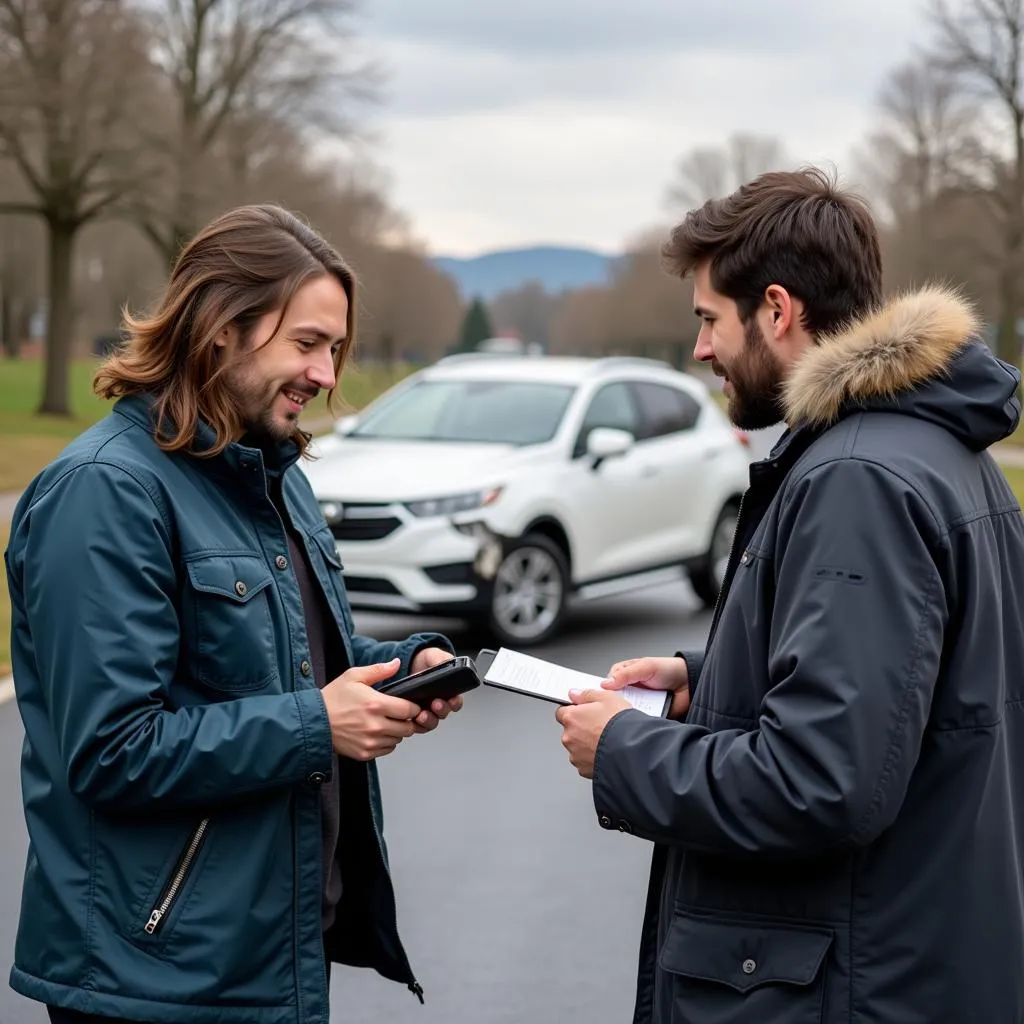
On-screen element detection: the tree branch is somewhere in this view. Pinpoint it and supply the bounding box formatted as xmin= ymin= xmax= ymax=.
xmin=0 ymin=200 xmax=41 ymax=216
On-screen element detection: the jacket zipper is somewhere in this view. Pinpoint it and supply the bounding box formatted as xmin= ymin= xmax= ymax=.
xmin=366 ymin=793 xmax=424 ymax=1003
xmin=144 ymin=818 xmax=210 ymax=934
xmin=705 ymin=490 xmax=747 ymax=648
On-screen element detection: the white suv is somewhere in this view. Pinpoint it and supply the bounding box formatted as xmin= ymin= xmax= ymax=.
xmin=302 ymin=355 xmax=750 ymax=646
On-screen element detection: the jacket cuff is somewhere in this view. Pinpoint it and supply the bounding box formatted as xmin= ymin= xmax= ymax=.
xmin=403 ymin=632 xmax=457 ymax=674
xmin=676 ymin=649 xmax=704 ymax=695
xmin=294 ymin=687 xmax=335 ymax=781
xmin=591 ymin=708 xmax=648 ymax=835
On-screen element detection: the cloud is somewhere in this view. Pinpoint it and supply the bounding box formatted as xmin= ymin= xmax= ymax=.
xmin=365 ymin=0 xmax=856 ymax=57
xmin=352 ymin=0 xmax=930 ymax=253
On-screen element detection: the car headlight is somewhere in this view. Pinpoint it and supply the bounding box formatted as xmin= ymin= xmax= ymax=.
xmin=318 ymin=501 xmax=345 ymax=525
xmin=404 ymin=487 xmax=503 ymax=518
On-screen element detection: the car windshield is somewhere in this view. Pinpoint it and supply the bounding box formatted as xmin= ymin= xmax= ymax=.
xmin=352 ymin=378 xmax=576 ymax=444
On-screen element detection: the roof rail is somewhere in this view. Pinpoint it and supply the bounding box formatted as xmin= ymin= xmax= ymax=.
xmin=435 ymin=351 xmax=515 ymax=364
xmin=591 ymin=356 xmax=676 ymax=372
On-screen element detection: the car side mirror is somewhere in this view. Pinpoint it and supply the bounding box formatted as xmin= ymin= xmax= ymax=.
xmin=334 ymin=414 xmax=358 ymax=436
xmin=586 ymin=427 xmax=634 ymax=469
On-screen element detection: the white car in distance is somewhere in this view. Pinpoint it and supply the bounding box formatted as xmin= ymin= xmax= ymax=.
xmin=302 ymin=354 xmax=750 ymax=646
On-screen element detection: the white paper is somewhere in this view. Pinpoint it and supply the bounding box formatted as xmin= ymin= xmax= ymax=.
xmin=483 ymin=648 xmax=668 ymax=717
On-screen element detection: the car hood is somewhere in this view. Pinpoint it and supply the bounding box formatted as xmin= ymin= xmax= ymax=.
xmin=300 ymin=436 xmax=523 ymax=502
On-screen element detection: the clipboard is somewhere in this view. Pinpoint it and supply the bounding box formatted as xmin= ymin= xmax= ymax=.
xmin=474 ymin=647 xmax=670 ymax=718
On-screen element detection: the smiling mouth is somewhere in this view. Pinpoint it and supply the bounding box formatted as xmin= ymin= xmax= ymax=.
xmin=282 ymin=387 xmax=315 ymax=408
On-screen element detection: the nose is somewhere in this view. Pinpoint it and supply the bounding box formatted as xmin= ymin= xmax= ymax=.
xmin=308 ymin=348 xmax=337 ymax=391
xmin=693 ymin=325 xmax=714 ymax=364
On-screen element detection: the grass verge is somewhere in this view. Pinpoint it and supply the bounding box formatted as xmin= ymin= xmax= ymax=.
xmin=0 ymin=358 xmax=417 ymax=491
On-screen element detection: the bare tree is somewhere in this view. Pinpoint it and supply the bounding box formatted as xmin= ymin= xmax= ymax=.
xmin=136 ymin=0 xmax=379 ymax=265
xmin=489 ymin=281 xmax=560 ymax=348
xmin=930 ymin=0 xmax=1024 ymax=366
xmin=549 ymin=286 xmax=610 ymax=355
xmin=0 ymin=0 xmax=152 ymax=413
xmin=355 ymin=246 xmax=462 ymax=365
xmin=0 ymin=214 xmax=42 ymax=358
xmin=856 ymin=57 xmax=982 ymax=281
xmin=667 ymin=133 xmax=787 ymax=210
xmin=667 ymin=147 xmax=729 ymax=210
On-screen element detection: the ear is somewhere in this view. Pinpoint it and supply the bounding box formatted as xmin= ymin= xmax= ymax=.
xmin=214 ymin=324 xmax=238 ymax=350
xmin=763 ymin=284 xmax=800 ymax=341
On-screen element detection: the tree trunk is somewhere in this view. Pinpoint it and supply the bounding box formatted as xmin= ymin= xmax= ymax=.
xmin=1 ymin=289 xmax=15 ymax=358
xmin=37 ymin=219 xmax=77 ymax=416
xmin=379 ymin=331 xmax=395 ymax=368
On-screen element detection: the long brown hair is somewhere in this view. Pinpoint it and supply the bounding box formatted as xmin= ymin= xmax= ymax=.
xmin=662 ymin=167 xmax=882 ymax=336
xmin=94 ymin=204 xmax=357 ymax=457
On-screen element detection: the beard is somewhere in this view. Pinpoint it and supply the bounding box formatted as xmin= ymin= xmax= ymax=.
xmin=715 ymin=318 xmax=786 ymax=431
xmin=221 ymin=361 xmax=303 ymax=445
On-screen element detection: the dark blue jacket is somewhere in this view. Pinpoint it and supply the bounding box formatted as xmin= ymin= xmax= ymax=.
xmin=593 ymin=290 xmax=1024 ymax=1022
xmin=4 ymin=394 xmax=451 ymax=1023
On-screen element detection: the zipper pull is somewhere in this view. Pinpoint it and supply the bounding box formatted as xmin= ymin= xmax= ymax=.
xmin=144 ymin=909 xmax=163 ymax=935
xmin=408 ymin=981 xmax=424 ymax=1004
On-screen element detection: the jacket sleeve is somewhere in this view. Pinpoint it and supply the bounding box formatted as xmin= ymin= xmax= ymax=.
xmin=16 ymin=463 xmax=334 ymax=811
xmin=350 ymin=632 xmax=456 ymax=676
xmin=592 ymin=458 xmax=948 ymax=857
xmin=677 ymin=649 xmax=704 ymax=701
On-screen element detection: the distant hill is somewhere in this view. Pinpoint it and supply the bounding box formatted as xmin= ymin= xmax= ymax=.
xmin=432 ymin=245 xmax=617 ymax=300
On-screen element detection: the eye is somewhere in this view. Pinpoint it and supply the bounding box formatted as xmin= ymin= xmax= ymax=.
xmin=297 ymin=339 xmax=316 ymax=352
xmin=330 ymin=342 xmax=343 ymax=357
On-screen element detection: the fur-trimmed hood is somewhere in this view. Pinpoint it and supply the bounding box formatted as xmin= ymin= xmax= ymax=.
xmin=783 ymin=287 xmax=1021 ymax=451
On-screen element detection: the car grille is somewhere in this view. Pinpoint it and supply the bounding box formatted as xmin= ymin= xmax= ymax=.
xmin=342 ymin=576 xmax=401 ymax=595
xmin=329 ymin=517 xmax=402 ymax=542
xmin=424 ymin=562 xmax=475 ymax=585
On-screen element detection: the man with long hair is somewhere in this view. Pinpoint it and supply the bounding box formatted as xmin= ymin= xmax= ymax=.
xmin=5 ymin=204 xmax=461 ymax=1024
xmin=556 ymin=169 xmax=1024 ymax=1021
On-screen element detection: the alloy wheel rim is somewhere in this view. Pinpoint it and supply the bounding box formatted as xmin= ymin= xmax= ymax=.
xmin=493 ymin=547 xmax=563 ymax=640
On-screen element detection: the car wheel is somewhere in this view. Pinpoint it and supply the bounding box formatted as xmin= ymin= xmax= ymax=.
xmin=689 ymin=502 xmax=739 ymax=608
xmin=487 ymin=533 xmax=569 ymax=647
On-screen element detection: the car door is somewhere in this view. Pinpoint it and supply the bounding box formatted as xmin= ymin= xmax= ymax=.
xmin=627 ymin=381 xmax=712 ymax=561
xmin=564 ymin=380 xmax=674 ymax=580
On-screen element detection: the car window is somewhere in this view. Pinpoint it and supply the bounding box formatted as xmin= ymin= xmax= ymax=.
xmin=632 ymin=382 xmax=701 ymax=439
xmin=352 ymin=379 xmax=576 ymax=445
xmin=573 ymin=382 xmax=640 ymax=457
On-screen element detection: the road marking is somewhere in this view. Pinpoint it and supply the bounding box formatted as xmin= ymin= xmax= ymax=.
xmin=0 ymin=676 xmax=14 ymax=706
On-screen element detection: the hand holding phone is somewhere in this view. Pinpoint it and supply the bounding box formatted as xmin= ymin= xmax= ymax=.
xmin=321 ymin=659 xmax=419 ymax=761
xmin=373 ymin=655 xmax=481 ymax=707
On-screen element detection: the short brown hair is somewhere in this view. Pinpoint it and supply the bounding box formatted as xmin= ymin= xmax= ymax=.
xmin=663 ymin=167 xmax=882 ymax=335
xmin=94 ymin=204 xmax=357 ymax=457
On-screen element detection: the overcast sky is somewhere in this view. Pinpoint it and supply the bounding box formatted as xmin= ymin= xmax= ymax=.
xmin=352 ymin=0 xmax=929 ymax=256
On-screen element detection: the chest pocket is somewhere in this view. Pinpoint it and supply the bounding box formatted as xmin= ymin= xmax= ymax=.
xmin=182 ymin=552 xmax=278 ymax=693
xmin=307 ymin=526 xmax=354 ymax=630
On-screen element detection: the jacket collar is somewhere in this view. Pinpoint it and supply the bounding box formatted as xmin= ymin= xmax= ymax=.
xmin=782 ymin=287 xmax=979 ymax=427
xmin=113 ymin=393 xmax=302 ymax=477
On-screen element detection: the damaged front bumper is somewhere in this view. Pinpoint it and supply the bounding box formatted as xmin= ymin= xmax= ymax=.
xmin=335 ymin=515 xmax=512 ymax=616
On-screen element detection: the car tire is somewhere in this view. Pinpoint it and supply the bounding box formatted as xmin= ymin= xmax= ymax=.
xmin=689 ymin=501 xmax=739 ymax=608
xmin=486 ymin=533 xmax=570 ymax=647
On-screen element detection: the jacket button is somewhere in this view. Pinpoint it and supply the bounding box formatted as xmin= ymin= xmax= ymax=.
xmin=598 ymin=814 xmax=612 ymax=828
xmin=617 ymin=820 xmax=633 ymax=833
xmin=300 ymin=660 xmax=312 ymax=676
xmin=308 ymin=771 xmax=327 ymax=786
xmin=234 ymin=580 xmax=248 ymax=596
xmin=275 ymin=555 xmax=288 ymax=570
xmin=742 ymin=958 xmax=756 ymax=975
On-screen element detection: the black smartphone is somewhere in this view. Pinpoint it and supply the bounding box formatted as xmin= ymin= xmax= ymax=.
xmin=373 ymin=655 xmax=481 ymax=705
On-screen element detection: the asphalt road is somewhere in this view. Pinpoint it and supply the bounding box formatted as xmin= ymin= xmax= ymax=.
xmin=0 ymin=581 xmax=714 ymax=1024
